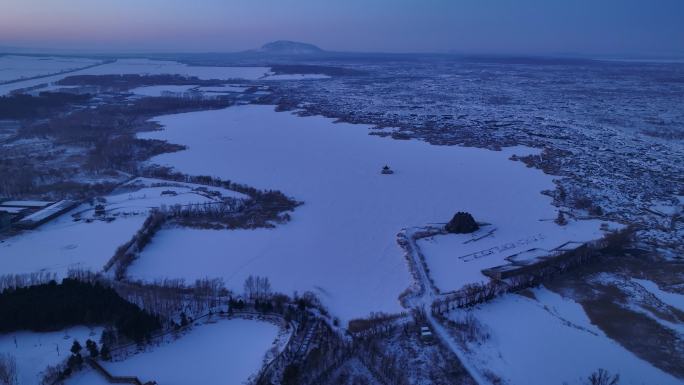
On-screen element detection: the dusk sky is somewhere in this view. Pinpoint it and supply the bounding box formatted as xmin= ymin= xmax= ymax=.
xmin=1 ymin=0 xmax=683 ymax=55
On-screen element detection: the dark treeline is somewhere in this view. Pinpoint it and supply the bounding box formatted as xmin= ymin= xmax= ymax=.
xmin=57 ymin=74 xmax=222 ymax=91
xmin=105 ymin=209 xmax=167 ymax=279
xmin=141 ymin=168 xmax=301 ymax=230
xmin=1 ymin=94 xmax=231 ymax=198
xmin=143 ymin=167 xmax=300 ymax=204
xmin=85 ymin=136 xmax=185 ymax=173
xmin=0 ymin=279 xmax=160 ymax=343
xmin=22 ymin=97 xmax=232 ymax=144
xmin=18 ymin=96 xmax=230 ymax=174
xmin=269 ymin=64 xmax=366 ymax=77
xmin=0 ymin=92 xmax=91 ymax=119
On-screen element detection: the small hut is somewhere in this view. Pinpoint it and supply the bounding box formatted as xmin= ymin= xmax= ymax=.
xmin=420 ymin=325 xmax=433 ymax=343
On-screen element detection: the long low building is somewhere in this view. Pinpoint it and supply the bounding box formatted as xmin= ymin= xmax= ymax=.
xmin=0 ymin=206 xmax=28 ymax=214
xmin=0 ymin=200 xmax=53 ymax=208
xmin=14 ymin=200 xmax=80 ymax=229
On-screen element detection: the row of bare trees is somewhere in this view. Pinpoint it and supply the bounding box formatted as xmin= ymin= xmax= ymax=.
xmin=141 ymin=167 xmax=300 ymax=206
xmin=244 ymin=275 xmax=272 ymax=301
xmin=67 ymin=268 xmax=230 ymax=322
xmin=0 ymin=271 xmax=57 ymax=293
xmin=104 ymin=209 xmax=166 ymax=279
xmin=115 ymin=277 xmax=230 ymax=321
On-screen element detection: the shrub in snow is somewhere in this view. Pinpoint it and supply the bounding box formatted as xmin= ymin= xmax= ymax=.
xmin=381 ymin=165 xmax=394 ymax=174
xmin=586 ymin=368 xmax=620 ymax=385
xmin=555 ymin=211 xmax=568 ymax=226
xmin=445 ymin=212 xmax=479 ymax=234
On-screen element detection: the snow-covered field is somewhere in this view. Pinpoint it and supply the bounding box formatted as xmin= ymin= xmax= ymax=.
xmin=80 ymin=59 xmax=269 ymax=80
xmin=0 ymin=57 xmax=271 ymax=95
xmin=197 ymin=85 xmax=250 ymax=93
xmin=447 ymin=287 xmax=680 ymax=385
xmin=633 ymin=278 xmax=684 ymax=311
xmin=0 ymin=212 xmax=145 ymax=276
xmin=0 ymin=56 xmax=338 ymax=96
xmin=129 ymin=84 xmax=199 ymax=97
xmin=0 ymin=177 xmax=245 ymax=277
xmin=127 ymin=104 xmax=609 ymax=323
xmin=263 ymin=73 xmax=331 ymax=80
xmin=0 ymin=55 xmax=102 ymax=83
xmin=0 ymin=326 xmax=102 ymax=385
xmin=418 ymin=218 xmax=610 ymax=292
xmin=68 ymin=319 xmax=279 ymax=385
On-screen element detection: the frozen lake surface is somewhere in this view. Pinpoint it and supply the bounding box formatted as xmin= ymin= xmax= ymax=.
xmin=132 ymin=104 xmax=605 ymax=323
xmin=0 ymin=57 xmax=270 ymax=95
xmin=0 ymin=55 xmax=102 ymax=83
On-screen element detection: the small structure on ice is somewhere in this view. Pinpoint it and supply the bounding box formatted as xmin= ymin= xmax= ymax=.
xmin=381 ymin=165 xmax=394 ymax=175
xmin=94 ymin=204 xmax=106 ymax=217
xmin=420 ymin=325 xmax=433 ymax=343
xmin=445 ymin=212 xmax=479 ymax=234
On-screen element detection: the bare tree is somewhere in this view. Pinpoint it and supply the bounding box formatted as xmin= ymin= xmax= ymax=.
xmin=586 ymin=368 xmax=620 ymax=385
xmin=0 ymin=353 xmax=18 ymax=385
xmin=244 ymin=275 xmax=272 ymax=300
xmin=244 ymin=275 xmax=256 ymax=300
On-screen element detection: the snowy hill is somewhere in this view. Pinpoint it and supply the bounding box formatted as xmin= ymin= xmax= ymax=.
xmin=256 ymin=40 xmax=324 ymax=55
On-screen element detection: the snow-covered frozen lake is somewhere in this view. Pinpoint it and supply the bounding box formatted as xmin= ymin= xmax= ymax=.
xmin=0 ymin=55 xmax=103 ymax=83
xmin=130 ymin=104 xmax=606 ymax=323
xmin=0 ymin=57 xmax=271 ymax=96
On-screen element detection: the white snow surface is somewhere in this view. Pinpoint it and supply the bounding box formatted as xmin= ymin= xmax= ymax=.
xmin=0 ymin=58 xmax=269 ymax=95
xmin=634 ymin=279 xmax=684 ymax=311
xmin=454 ymin=287 xmax=680 ymax=385
xmin=418 ymin=218 xmax=609 ymax=292
xmin=128 ymin=104 xmax=606 ymax=324
xmin=0 ymin=207 xmax=25 ymax=214
xmin=68 ymin=319 xmax=278 ymax=385
xmin=197 ymin=85 xmax=250 ymax=93
xmin=263 ymin=73 xmax=331 ymax=80
xmin=0 ymin=326 xmax=102 ymax=385
xmin=66 ymin=370 xmax=110 ymax=385
xmin=0 ymin=55 xmax=102 ymax=83
xmin=0 ymin=210 xmax=146 ymax=276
